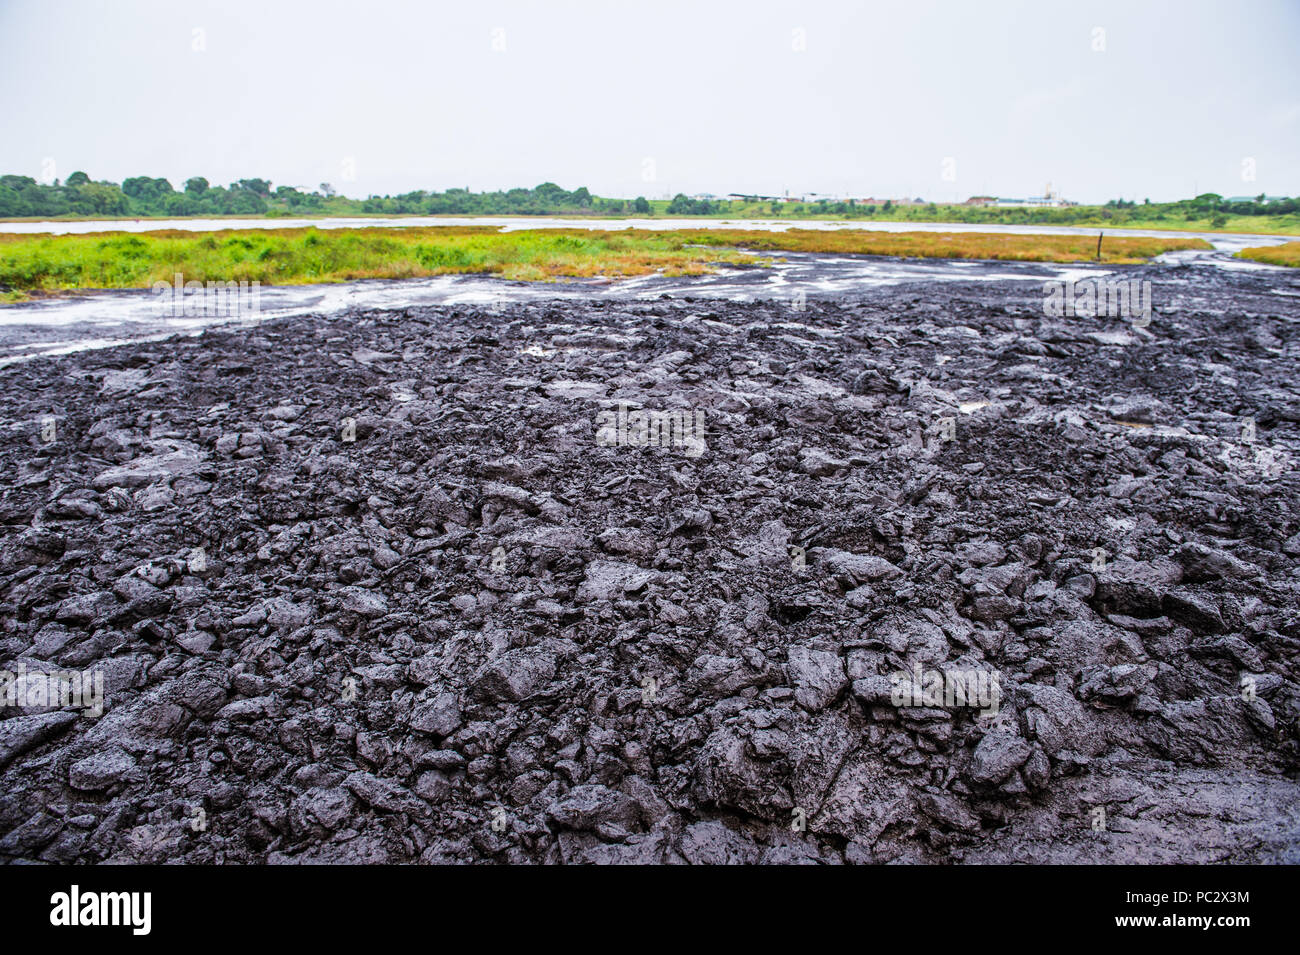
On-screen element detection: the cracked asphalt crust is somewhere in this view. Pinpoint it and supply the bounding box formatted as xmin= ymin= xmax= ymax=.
xmin=1 ymin=263 xmax=1298 ymax=864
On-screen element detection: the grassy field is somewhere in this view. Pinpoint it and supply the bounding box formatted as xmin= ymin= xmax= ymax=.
xmin=642 ymin=200 xmax=1300 ymax=236
xmin=661 ymin=228 xmax=1209 ymax=263
xmin=0 ymin=227 xmax=755 ymax=301
xmin=0 ymin=226 xmax=1213 ymax=301
xmin=1236 ymin=241 xmax=1300 ymax=267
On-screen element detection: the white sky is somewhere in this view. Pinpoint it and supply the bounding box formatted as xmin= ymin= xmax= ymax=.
xmin=1 ymin=0 xmax=1297 ymax=204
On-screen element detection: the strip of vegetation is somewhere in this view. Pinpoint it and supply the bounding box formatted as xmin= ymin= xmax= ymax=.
xmin=1236 ymin=241 xmax=1300 ymax=267
xmin=662 ymin=228 xmax=1210 ymax=264
xmin=0 ymin=176 xmax=616 ymax=219
xmin=0 ymin=226 xmax=1212 ymax=302
xmin=1 ymin=172 xmax=1298 ymax=235
xmin=0 ymin=227 xmax=759 ymax=300
xmin=658 ymin=195 xmax=1300 ymax=235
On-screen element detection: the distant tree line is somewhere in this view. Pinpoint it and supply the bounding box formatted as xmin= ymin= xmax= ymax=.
xmin=358 ymin=182 xmax=609 ymax=215
xmin=734 ymin=193 xmax=1299 ymax=226
xmin=0 ymin=172 xmax=283 ymax=217
xmin=666 ymin=194 xmax=722 ymax=215
xmin=0 ymin=171 xmax=1294 ymax=224
xmin=0 ymin=173 xmax=655 ymax=219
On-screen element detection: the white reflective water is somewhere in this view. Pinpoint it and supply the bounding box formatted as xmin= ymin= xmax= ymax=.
xmin=1 ymin=215 xmax=1291 ymax=253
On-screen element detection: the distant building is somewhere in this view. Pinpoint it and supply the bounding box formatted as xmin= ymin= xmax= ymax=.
xmin=725 ymin=193 xmax=933 ymax=207
xmin=1226 ymin=195 xmax=1288 ymax=204
xmin=851 ymin=197 xmax=924 ymax=206
xmin=989 ymin=185 xmax=1075 ymax=208
xmin=993 ymin=196 xmax=1069 ymax=207
xmin=842 ymin=197 xmax=923 ymax=206
xmin=965 ymin=196 xmax=996 ymax=206
xmin=724 ymin=192 xmax=810 ymax=202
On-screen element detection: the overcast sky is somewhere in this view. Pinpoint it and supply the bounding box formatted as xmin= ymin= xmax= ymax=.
xmin=1 ymin=0 xmax=1297 ymax=204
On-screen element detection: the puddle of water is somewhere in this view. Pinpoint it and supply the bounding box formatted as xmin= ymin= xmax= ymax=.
xmin=2 ymin=216 xmax=1291 ymax=253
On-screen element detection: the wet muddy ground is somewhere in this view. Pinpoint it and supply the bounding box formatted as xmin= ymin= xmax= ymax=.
xmin=0 ymin=252 xmax=1110 ymax=366
xmin=0 ymin=260 xmax=1297 ymax=864
xmin=0 ymin=239 xmax=1288 ymax=366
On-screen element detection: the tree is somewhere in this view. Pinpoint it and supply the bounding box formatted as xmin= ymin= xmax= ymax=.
xmin=666 ymin=194 xmax=694 ymax=214
xmin=77 ymin=182 xmax=130 ymax=215
xmin=122 ymin=176 xmax=175 ymax=202
xmin=534 ymin=182 xmax=567 ymax=202
xmin=163 ymin=193 xmax=197 ymax=215
xmin=185 ymin=177 xmax=209 ymax=196
xmin=0 ymin=184 xmax=30 ymax=216
xmin=320 ymin=182 xmax=336 ymax=198
xmin=236 ymin=178 xmax=271 ymax=197
xmin=66 ymin=171 xmax=90 ymax=187
xmin=227 ymin=190 xmax=267 ymax=214
xmin=633 ymin=196 xmax=650 ymax=214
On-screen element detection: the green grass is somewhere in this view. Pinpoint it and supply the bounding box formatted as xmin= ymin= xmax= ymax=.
xmin=0 ymin=226 xmax=1213 ymax=301
xmin=1236 ymin=241 xmax=1300 ymax=267
xmin=645 ymin=201 xmax=1300 ymax=236
xmin=0 ymin=227 xmax=760 ymax=298
xmin=657 ymin=228 xmax=1210 ymax=264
